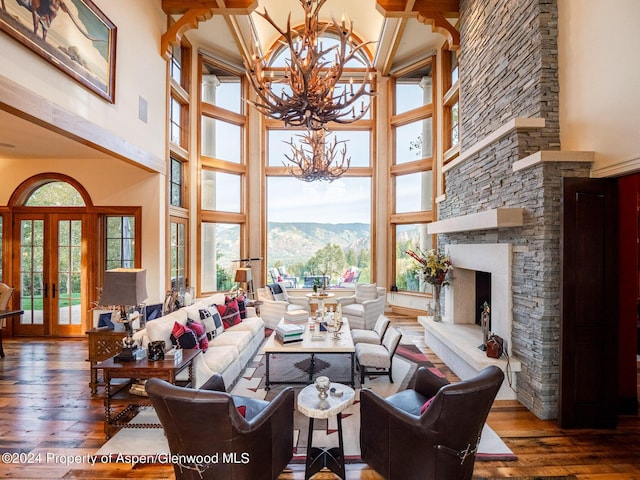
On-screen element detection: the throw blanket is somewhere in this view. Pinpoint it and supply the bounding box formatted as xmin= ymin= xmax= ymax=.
xmin=268 ymin=283 xmax=283 ymax=295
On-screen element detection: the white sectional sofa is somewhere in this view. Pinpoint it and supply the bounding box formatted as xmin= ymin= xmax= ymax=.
xmin=133 ymin=293 xmax=264 ymax=389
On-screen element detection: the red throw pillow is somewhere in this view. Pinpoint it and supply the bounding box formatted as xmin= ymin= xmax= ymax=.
xmin=187 ymin=319 xmax=208 ymax=351
xmin=236 ymin=295 xmax=247 ymax=319
xmin=236 ymin=405 xmax=247 ymax=417
xmin=170 ymin=322 xmax=199 ymax=350
xmin=217 ymin=298 xmax=241 ymax=329
xmin=420 ymin=396 xmax=435 ymax=415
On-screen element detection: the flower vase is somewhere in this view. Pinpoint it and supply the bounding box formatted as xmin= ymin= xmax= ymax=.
xmin=432 ymin=284 xmax=442 ymax=322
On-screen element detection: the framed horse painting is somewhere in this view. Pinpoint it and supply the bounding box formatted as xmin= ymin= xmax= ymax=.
xmin=0 ymin=0 xmax=116 ymax=102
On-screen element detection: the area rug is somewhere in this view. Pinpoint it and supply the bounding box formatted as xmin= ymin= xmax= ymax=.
xmin=97 ymin=342 xmax=516 ymax=463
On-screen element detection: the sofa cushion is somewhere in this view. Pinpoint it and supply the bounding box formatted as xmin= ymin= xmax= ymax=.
xmin=351 ymin=329 xmax=381 ymax=345
xmin=385 ymin=389 xmax=430 ymax=417
xmin=355 ymin=343 xmax=390 ymax=368
xmin=226 ymin=317 xmax=264 ymax=336
xmin=199 ymin=344 xmax=237 ymax=373
xmin=355 ymin=283 xmax=378 ymax=303
xmin=342 ymin=303 xmax=364 ymax=318
xmin=231 ymin=395 xmax=270 ymax=421
xmin=170 ymin=322 xmax=199 ymax=350
xmin=146 ymin=310 xmax=188 ymax=346
xmin=209 ymin=330 xmax=252 ymax=353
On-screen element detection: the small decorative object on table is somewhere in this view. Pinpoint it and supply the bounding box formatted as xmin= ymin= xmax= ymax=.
xmin=323 ymin=317 xmax=343 ymax=339
xmin=315 ymin=375 xmax=330 ymax=399
xmin=406 ymin=248 xmax=453 ymax=322
xmin=148 ymin=340 xmax=165 ymax=361
xmin=478 ymin=302 xmax=491 ymax=351
xmin=164 ymin=347 xmax=182 ymax=361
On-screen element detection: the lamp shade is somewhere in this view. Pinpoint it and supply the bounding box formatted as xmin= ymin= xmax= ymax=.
xmin=100 ymin=268 xmax=148 ymax=306
xmin=234 ymin=267 xmax=252 ymax=283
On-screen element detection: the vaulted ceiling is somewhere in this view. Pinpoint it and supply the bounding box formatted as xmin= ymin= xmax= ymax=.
xmin=0 ymin=0 xmax=458 ymax=163
xmin=162 ymin=0 xmax=459 ymax=75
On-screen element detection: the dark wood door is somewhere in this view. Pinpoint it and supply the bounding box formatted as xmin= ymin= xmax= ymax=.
xmin=560 ymin=177 xmax=618 ymax=428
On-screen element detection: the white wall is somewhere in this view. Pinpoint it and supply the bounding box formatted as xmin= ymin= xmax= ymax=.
xmin=0 ymin=0 xmax=167 ymax=161
xmin=558 ymin=0 xmax=640 ymax=175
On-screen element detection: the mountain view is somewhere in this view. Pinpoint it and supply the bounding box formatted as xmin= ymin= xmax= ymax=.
xmin=267 ymin=222 xmax=370 ymax=267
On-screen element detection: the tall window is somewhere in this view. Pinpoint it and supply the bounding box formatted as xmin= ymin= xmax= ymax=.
xmin=391 ymin=61 xmax=435 ymax=293
xmin=266 ymin=177 xmax=372 ymax=287
xmin=105 ymin=216 xmax=135 ymax=270
xmin=170 ymin=219 xmax=187 ymax=290
xmin=169 ymin=157 xmax=184 ymax=208
xmin=443 ymin=49 xmax=460 ymax=164
xmin=169 ymin=38 xmax=191 ymax=290
xmin=264 ymin=34 xmax=375 ymax=288
xmin=199 ymin=56 xmax=246 ymax=293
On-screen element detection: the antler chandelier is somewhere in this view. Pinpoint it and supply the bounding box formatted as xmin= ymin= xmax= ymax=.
xmin=283 ymin=130 xmax=350 ymax=182
xmin=245 ymin=0 xmax=375 ymax=131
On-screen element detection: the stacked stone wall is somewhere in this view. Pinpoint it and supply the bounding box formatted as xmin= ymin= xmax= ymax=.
xmin=439 ymin=0 xmax=585 ymax=419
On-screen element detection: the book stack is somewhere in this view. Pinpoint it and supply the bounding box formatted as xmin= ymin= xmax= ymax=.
xmin=284 ymin=309 xmax=309 ymax=323
xmin=275 ymin=323 xmax=305 ymax=344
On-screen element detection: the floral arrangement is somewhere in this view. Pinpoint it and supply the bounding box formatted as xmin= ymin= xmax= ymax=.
xmin=406 ymin=248 xmax=453 ymax=286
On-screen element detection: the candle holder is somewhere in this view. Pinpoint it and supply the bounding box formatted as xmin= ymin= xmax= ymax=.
xmin=315 ymin=376 xmax=330 ymax=399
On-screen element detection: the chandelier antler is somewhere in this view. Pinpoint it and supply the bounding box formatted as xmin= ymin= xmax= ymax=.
xmin=284 ymin=130 xmax=351 ymax=182
xmin=245 ymin=0 xmax=375 ymax=130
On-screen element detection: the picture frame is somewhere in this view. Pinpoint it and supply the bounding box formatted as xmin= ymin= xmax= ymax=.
xmin=0 ymin=0 xmax=116 ymax=103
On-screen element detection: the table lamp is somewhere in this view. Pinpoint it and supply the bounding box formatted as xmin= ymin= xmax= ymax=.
xmin=234 ymin=267 xmax=253 ymax=299
xmin=100 ymin=268 xmax=148 ymax=361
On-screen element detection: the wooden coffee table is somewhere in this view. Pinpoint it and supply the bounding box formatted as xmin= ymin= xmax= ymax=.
xmin=95 ymin=348 xmax=201 ymax=439
xmin=263 ymin=318 xmax=355 ymax=390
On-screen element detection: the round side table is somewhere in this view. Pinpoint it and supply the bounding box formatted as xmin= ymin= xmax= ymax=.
xmin=297 ymin=382 xmax=355 ymax=480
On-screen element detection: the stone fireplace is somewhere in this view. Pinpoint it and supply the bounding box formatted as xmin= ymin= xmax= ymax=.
xmin=445 ymin=243 xmax=512 ymax=350
xmin=419 ymin=242 xmax=522 ymax=400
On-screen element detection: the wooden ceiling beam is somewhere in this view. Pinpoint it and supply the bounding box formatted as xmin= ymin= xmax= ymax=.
xmin=161 ymin=8 xmax=214 ymax=59
xmin=376 ymin=0 xmax=459 ymax=50
xmin=160 ymin=0 xmax=259 ymax=59
xmin=162 ymin=0 xmax=257 ymax=15
xmin=376 ymin=0 xmax=459 ymax=17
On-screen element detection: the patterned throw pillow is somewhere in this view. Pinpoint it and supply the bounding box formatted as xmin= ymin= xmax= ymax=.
xmin=187 ymin=319 xmax=208 ymax=351
xmin=199 ymin=307 xmax=217 ymax=339
xmin=209 ymin=308 xmax=225 ymax=337
xmin=217 ymin=298 xmax=241 ymax=329
xmin=236 ymin=295 xmax=247 ymax=319
xmin=170 ymin=322 xmax=199 ymax=349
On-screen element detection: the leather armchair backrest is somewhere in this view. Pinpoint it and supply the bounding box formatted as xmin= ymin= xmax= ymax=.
xmin=420 ymin=366 xmax=504 ymax=448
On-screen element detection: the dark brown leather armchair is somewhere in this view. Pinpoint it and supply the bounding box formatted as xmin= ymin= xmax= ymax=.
xmin=360 ymin=365 xmax=504 ymax=480
xmin=146 ymin=375 xmax=294 ymax=480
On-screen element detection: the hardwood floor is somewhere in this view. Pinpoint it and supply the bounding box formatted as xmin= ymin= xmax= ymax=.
xmin=0 ymin=317 xmax=638 ymax=479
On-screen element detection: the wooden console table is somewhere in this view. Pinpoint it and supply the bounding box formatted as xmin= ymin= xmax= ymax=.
xmin=96 ymin=349 xmax=201 ymax=439
xmin=86 ymin=328 xmax=126 ymax=394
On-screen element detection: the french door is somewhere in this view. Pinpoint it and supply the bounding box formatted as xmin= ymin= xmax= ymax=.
xmin=13 ymin=213 xmax=87 ymax=337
